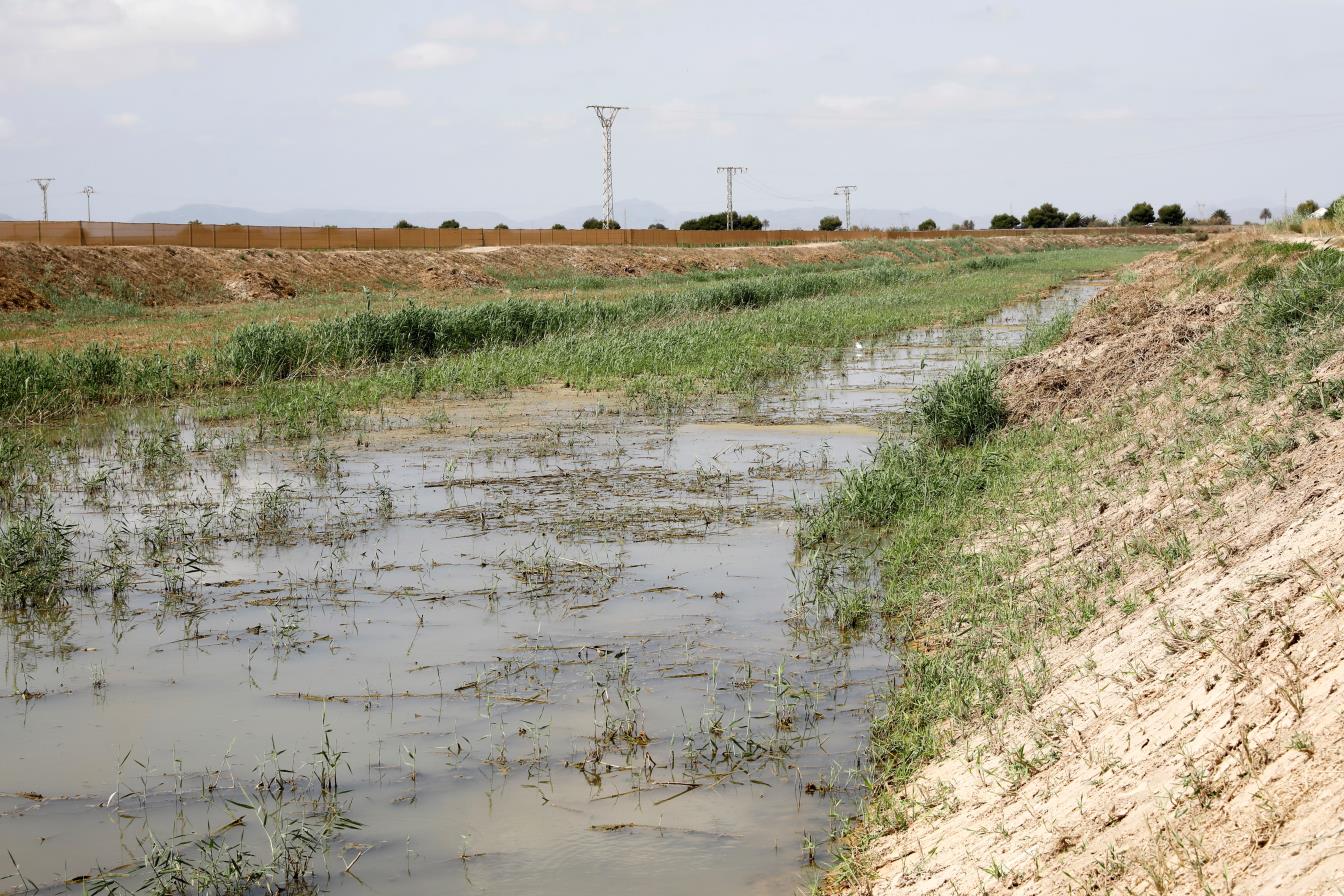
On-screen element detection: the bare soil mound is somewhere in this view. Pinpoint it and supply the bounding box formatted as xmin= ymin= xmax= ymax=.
xmin=224 ymin=270 xmax=297 ymax=302
xmin=0 ymin=242 xmax=870 ymax=310
xmin=1001 ymin=240 xmax=1243 ymax=420
xmin=415 ymin=263 xmax=502 ymax=290
xmin=0 ymin=233 xmax=1184 ymax=313
xmin=0 ymin=275 xmax=52 ymax=312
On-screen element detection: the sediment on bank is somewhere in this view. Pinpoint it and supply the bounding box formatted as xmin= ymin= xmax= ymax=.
xmin=0 ymin=232 xmax=1183 ymax=311
xmin=817 ymin=235 xmax=1344 ymax=894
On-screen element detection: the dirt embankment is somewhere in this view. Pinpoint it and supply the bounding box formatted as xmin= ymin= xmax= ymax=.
xmin=864 ymin=237 xmax=1344 ymax=894
xmin=0 ymin=232 xmax=1180 ymax=312
xmin=1000 ymin=238 xmax=1246 ymax=419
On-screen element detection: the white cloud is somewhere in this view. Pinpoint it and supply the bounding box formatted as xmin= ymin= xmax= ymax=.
xmin=502 ymin=111 xmax=579 ymax=132
xmin=393 ymin=41 xmax=479 ymax=69
xmin=899 ymin=80 xmax=1048 ymax=114
xmin=515 ymin=0 xmax=607 ymax=11
xmin=0 ymin=0 xmax=295 ymax=80
xmin=427 ymin=13 xmax=563 ymax=46
xmin=644 ymin=100 xmax=735 ymax=137
xmin=799 ymin=95 xmax=909 ymax=128
xmin=0 ymin=0 xmax=295 ymax=50
xmin=814 ymin=95 xmax=897 ymax=118
xmin=105 ymin=112 xmax=141 ymax=128
xmin=341 ymin=89 xmax=410 ymax=109
xmin=955 ymin=54 xmax=1034 ymax=77
xmin=1077 ymin=106 xmax=1135 ymax=123
xmin=394 ymin=12 xmax=565 ymax=68
xmin=806 ymin=80 xmax=1047 ymax=126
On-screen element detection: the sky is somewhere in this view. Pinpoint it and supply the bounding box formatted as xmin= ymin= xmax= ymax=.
xmin=1 ymin=0 xmax=1342 ymax=224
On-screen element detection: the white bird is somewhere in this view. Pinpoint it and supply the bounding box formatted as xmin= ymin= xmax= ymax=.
xmin=854 ymin=340 xmax=865 ymax=357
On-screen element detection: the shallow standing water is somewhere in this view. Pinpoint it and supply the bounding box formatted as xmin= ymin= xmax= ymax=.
xmin=1 ymin=282 xmax=1099 ymax=895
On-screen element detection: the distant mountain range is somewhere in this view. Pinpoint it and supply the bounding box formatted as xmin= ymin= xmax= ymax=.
xmin=131 ymin=200 xmax=969 ymax=231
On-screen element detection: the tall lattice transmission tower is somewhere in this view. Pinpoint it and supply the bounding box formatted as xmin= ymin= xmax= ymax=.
xmin=31 ymin=178 xmax=55 ymax=221
xmin=834 ymin=185 xmax=857 ymax=230
xmin=717 ymin=166 xmax=746 ymax=230
xmin=586 ymin=105 xmax=627 ymax=229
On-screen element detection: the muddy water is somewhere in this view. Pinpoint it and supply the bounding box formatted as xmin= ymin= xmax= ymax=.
xmin=0 ymin=283 xmax=1099 ymax=895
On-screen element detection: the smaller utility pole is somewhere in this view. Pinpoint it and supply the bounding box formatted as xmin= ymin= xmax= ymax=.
xmin=82 ymin=186 xmax=96 ymax=222
xmin=717 ymin=166 xmax=746 ymax=230
xmin=32 ymin=178 xmax=54 ymax=221
xmin=834 ymin=185 xmax=857 ymax=230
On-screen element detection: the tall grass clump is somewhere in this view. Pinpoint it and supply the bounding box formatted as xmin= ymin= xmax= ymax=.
xmin=800 ymin=422 xmax=1082 ymax=803
xmin=220 ymin=263 xmax=933 ymax=382
xmin=916 ymin=361 xmax=1006 ymax=447
xmin=1014 ymin=312 xmax=1073 ymax=357
xmin=0 ymin=343 xmax=180 ymax=421
xmin=1256 ymin=249 xmax=1344 ymax=329
xmin=0 ymin=506 xmax=75 ymax=611
xmin=223 ymin=321 xmax=311 ymax=380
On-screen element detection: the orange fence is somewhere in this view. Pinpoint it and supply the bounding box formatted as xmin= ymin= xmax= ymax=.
xmin=0 ymin=220 xmax=1194 ymax=250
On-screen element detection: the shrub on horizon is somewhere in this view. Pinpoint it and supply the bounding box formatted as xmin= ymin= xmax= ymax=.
xmin=1126 ymin=202 xmax=1156 ymax=225
xmin=1157 ymin=203 xmax=1186 ymax=226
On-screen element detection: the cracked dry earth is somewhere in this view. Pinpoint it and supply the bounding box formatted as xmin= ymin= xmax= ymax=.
xmin=864 ymin=240 xmax=1344 ymax=895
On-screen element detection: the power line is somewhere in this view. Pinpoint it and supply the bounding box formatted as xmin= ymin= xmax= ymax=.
xmin=626 ymin=103 xmax=1344 ymax=127
xmin=738 ymin=171 xmax=827 ymax=204
xmin=834 ymin=185 xmax=857 ymax=230
xmin=586 ymin=105 xmax=627 ymax=230
xmin=31 ymin=178 xmax=54 ymax=221
xmin=717 ymin=166 xmax=747 ymax=230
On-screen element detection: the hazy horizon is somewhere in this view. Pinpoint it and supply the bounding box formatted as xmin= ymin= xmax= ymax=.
xmin=2 ymin=0 xmax=1341 ymax=223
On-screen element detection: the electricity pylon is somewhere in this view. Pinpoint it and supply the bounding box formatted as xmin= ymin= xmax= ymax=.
xmin=32 ymin=178 xmax=54 ymax=221
xmin=834 ymin=185 xmax=857 ymax=230
xmin=717 ymin=166 xmax=746 ymax=230
xmin=586 ymin=105 xmax=627 ymax=229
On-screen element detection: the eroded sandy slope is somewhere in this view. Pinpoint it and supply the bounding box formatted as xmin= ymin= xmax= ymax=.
xmin=864 ymin=237 xmax=1344 ymax=895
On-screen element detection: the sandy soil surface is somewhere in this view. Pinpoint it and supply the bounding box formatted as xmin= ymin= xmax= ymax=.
xmin=0 ymin=233 xmax=1181 ymax=312
xmin=862 ymin=237 xmax=1344 ymax=894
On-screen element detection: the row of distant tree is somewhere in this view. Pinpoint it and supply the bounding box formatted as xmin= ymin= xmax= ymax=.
xmin=987 ymin=202 xmax=1211 ymax=230
xmin=389 ymin=197 xmax=1339 ymax=233
xmin=391 ymin=213 xmax=765 ymax=231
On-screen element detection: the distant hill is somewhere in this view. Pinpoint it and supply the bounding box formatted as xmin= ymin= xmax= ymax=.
xmin=132 ymin=204 xmax=519 ymax=229
xmin=749 ymin=206 xmax=966 ymax=230
xmin=518 ymin=199 xmax=678 ymax=229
